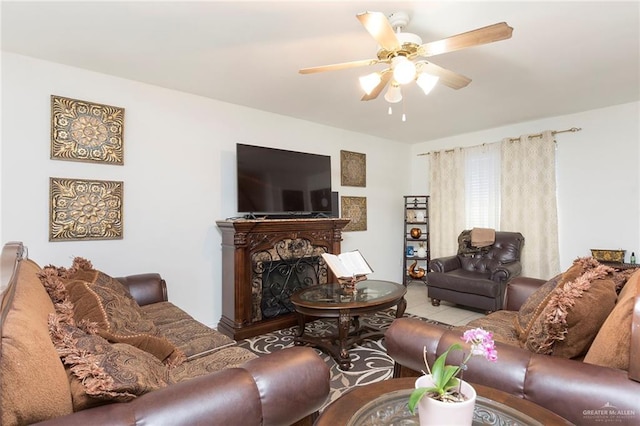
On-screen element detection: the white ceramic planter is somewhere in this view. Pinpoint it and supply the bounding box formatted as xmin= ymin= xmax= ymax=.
xmin=414 ymin=375 xmax=477 ymax=426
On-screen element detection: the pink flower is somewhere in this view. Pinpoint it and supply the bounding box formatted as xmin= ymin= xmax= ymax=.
xmin=462 ymin=328 xmax=498 ymax=362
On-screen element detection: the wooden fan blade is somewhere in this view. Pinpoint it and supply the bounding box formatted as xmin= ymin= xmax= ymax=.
xmin=418 ymin=22 xmax=513 ymax=57
xmin=299 ymin=58 xmax=380 ymax=74
xmin=419 ymin=62 xmax=471 ymax=90
xmin=356 ymin=11 xmax=400 ymax=52
xmin=361 ymin=71 xmax=392 ymax=101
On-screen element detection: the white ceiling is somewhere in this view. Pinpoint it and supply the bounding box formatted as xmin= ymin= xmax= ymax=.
xmin=2 ymin=1 xmax=639 ymax=144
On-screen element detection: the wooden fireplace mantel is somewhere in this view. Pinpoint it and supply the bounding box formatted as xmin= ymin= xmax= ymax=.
xmin=216 ymin=217 xmax=350 ymax=339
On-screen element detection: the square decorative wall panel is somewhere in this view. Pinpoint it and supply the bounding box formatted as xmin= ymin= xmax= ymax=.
xmin=340 ymin=150 xmax=366 ymax=187
xmin=341 ymin=196 xmax=367 ymax=232
xmin=51 ymin=95 xmax=124 ymax=165
xmin=50 ymin=177 xmax=123 ymax=241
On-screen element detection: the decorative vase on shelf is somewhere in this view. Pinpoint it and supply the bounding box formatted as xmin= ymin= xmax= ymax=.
xmin=410 ymin=228 xmax=422 ymax=239
xmin=415 ymin=211 xmax=425 ymax=222
xmin=417 ymin=243 xmax=427 ymax=258
xmin=414 ymin=375 xmax=476 ymax=426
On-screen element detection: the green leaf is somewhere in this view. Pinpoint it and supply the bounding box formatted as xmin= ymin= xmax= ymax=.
xmin=430 ymin=343 xmax=462 ymax=392
xmin=408 ymin=386 xmax=438 ymax=414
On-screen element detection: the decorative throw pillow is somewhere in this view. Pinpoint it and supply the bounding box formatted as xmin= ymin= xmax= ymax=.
xmin=64 ymin=279 xmax=185 ymax=366
xmin=584 ymin=270 xmax=640 ymax=370
xmin=514 ymin=273 xmax=563 ymax=341
xmin=522 ymin=261 xmax=617 ymax=358
xmin=64 ymin=257 xmax=135 ymax=300
xmin=515 ymin=258 xmax=605 ymax=345
xmin=49 ymin=316 xmax=171 ymax=409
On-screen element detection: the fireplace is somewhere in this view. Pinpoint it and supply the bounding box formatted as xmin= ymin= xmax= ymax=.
xmin=252 ymin=238 xmax=328 ymax=321
xmin=216 ymin=218 xmax=349 ymax=339
xmin=260 ymin=254 xmax=324 ymax=319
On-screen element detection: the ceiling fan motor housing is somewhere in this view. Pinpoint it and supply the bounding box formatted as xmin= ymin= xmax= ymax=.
xmin=377 ymin=32 xmax=422 ymax=60
xmin=377 ymin=12 xmax=423 ymax=60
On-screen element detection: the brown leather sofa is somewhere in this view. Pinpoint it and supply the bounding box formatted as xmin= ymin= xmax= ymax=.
xmin=427 ymin=230 xmax=524 ymax=311
xmin=386 ymin=272 xmax=640 ymax=425
xmin=0 ymin=242 xmax=329 ymax=426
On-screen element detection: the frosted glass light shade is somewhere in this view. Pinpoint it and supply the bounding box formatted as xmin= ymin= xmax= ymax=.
xmin=359 ymin=72 xmax=382 ymax=95
xmin=392 ymin=56 xmax=416 ymax=85
xmin=416 ymin=72 xmax=439 ymax=95
xmin=384 ymin=82 xmax=402 ymax=103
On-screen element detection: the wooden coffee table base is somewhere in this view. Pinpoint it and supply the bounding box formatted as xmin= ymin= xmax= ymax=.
xmin=291 ymin=280 xmax=407 ymax=370
xmin=294 ymin=310 xmax=401 ymax=370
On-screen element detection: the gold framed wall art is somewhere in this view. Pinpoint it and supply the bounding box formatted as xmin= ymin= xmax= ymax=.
xmin=49 ymin=177 xmax=123 ymax=241
xmin=341 ymin=196 xmax=367 ymax=232
xmin=340 ymin=150 xmax=366 ymax=187
xmin=51 ymin=95 xmax=124 ymax=165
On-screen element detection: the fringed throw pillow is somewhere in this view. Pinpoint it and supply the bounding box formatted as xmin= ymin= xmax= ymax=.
xmin=518 ymin=258 xmax=617 ymax=358
xmin=48 ymin=315 xmax=171 ymax=410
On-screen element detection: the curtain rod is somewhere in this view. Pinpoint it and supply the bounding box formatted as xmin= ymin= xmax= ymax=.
xmin=417 ymin=127 xmax=582 ymax=156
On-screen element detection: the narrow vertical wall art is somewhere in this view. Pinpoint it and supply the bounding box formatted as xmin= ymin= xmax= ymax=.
xmin=341 ymin=196 xmax=367 ymax=231
xmin=340 ymin=150 xmax=366 ymax=187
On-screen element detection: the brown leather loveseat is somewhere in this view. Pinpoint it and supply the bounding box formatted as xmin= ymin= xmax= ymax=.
xmin=386 ymin=260 xmax=640 ymax=425
xmin=0 ymin=241 xmax=329 ymax=425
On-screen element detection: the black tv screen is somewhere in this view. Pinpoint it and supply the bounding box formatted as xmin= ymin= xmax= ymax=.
xmin=237 ymin=144 xmax=332 ymax=215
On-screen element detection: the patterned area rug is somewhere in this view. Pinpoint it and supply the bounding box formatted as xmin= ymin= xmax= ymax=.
xmin=237 ymin=309 xmax=451 ymax=410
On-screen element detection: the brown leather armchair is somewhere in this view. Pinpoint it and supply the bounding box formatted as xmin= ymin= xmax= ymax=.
xmin=427 ymin=230 xmax=524 ymax=311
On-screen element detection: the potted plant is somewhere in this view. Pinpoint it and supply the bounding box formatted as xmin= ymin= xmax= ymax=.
xmin=408 ymin=328 xmax=497 ymax=426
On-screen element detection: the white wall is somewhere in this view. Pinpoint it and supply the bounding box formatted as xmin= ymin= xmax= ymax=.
xmin=410 ymin=101 xmax=640 ymax=273
xmin=1 ymin=52 xmax=411 ymax=327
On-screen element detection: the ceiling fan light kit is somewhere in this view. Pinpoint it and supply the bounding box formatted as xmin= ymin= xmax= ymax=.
xmin=391 ymin=56 xmax=416 ymax=84
xmin=384 ymin=82 xmax=402 ymax=103
xmin=359 ymin=72 xmax=382 ymax=95
xmin=299 ymin=11 xmax=513 ymax=119
xmin=416 ymin=72 xmax=439 ymax=95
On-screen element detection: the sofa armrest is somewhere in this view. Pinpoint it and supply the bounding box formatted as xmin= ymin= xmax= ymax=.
xmin=242 ymin=346 xmax=330 ymax=425
xmin=35 ymin=347 xmax=329 ymax=426
xmin=631 ymin=292 xmax=640 ymax=382
xmin=490 ymin=261 xmax=522 ymax=284
xmin=385 ymin=318 xmax=640 ymax=426
xmin=428 ymin=255 xmax=461 ymax=273
xmin=504 ymin=276 xmax=546 ymax=311
xmin=115 ymin=273 xmax=168 ymax=306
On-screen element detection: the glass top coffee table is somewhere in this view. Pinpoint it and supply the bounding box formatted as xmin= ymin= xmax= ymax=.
xmin=290 ymin=280 xmax=406 ymax=370
xmin=316 ymin=378 xmax=573 ymax=425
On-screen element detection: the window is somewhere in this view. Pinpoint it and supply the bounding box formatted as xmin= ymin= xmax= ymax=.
xmin=464 ymin=143 xmax=500 ymax=229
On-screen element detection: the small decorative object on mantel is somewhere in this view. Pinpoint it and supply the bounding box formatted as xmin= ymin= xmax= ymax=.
xmin=341 ymin=196 xmax=367 ymax=231
xmin=409 ymin=328 xmax=497 ymax=426
xmin=340 ymin=150 xmax=366 ymax=187
xmin=590 ymin=249 xmax=625 ymax=264
xmin=49 ymin=177 xmax=123 ymax=241
xmin=51 ymin=95 xmax=125 ymax=165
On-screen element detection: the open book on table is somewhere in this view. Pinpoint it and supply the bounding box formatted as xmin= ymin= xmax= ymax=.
xmin=321 ymin=250 xmax=373 ymax=283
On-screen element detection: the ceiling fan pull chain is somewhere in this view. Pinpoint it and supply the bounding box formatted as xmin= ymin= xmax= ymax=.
xmin=402 ymin=96 xmax=407 ymax=122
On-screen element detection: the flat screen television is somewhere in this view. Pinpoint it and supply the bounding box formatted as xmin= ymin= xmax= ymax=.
xmin=236 ymin=143 xmax=332 ymax=217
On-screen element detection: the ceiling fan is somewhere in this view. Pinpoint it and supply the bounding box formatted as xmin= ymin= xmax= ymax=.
xmin=299 ymin=11 xmax=513 ymax=104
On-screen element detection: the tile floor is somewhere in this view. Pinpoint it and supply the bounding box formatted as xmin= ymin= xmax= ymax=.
xmin=404 ymin=280 xmax=487 ymax=326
